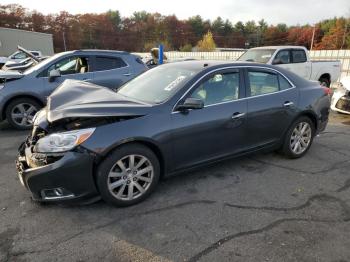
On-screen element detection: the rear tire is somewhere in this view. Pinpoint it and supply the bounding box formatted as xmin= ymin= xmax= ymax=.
xmin=319 ymin=77 xmax=330 ymax=88
xmin=5 ymin=98 xmax=41 ymax=130
xmin=96 ymin=143 xmax=160 ymax=207
xmin=281 ymin=116 xmax=315 ymax=159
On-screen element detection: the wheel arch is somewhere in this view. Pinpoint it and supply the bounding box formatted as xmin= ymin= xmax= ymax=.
xmin=95 ymin=138 xmax=166 ymax=179
xmin=294 ymin=110 xmax=318 ymax=130
xmin=2 ymin=95 xmax=45 ymax=120
xmin=318 ymin=73 xmax=331 ymax=84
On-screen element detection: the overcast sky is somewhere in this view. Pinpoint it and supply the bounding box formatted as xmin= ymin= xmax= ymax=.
xmin=2 ymin=0 xmax=349 ymax=25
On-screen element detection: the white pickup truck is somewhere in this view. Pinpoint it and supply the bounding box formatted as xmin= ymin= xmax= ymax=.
xmin=238 ymin=46 xmax=341 ymax=87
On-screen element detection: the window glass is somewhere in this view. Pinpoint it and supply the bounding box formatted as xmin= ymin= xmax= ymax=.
xmin=279 ymin=75 xmax=292 ymax=90
xmin=292 ymin=50 xmax=307 ymax=63
xmin=190 ymin=71 xmax=240 ymax=106
xmin=248 ymin=71 xmax=279 ymax=96
xmin=13 ymin=52 xmax=27 ymax=59
xmin=40 ymin=56 xmax=89 ymax=77
xmin=117 ymin=64 xmax=199 ymax=104
xmin=238 ymin=49 xmax=276 ymax=63
xmin=31 ymin=52 xmax=40 ymax=57
xmin=274 ymin=50 xmax=290 ymax=64
xmin=94 ymin=57 xmax=127 ymax=71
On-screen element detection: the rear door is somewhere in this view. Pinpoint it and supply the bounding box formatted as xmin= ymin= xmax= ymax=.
xmin=275 ymin=49 xmax=311 ymax=79
xmin=288 ymin=49 xmax=311 ymax=79
xmin=91 ymin=56 xmax=133 ymax=89
xmin=244 ymin=67 xmax=298 ymax=149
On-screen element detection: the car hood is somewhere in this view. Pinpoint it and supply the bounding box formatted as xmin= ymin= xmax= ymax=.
xmin=47 ymin=80 xmax=152 ymax=122
xmin=0 ymin=69 xmax=24 ymax=80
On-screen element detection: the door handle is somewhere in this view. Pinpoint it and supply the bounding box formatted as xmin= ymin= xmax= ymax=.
xmin=123 ymin=73 xmax=132 ymax=76
xmin=284 ymin=101 xmax=294 ymax=107
xmin=231 ymin=112 xmax=245 ymax=119
xmin=82 ymin=78 xmax=92 ymax=81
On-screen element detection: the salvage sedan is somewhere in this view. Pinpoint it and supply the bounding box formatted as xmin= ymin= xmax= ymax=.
xmin=16 ymin=61 xmax=331 ymax=206
xmin=331 ymin=76 xmax=350 ymax=114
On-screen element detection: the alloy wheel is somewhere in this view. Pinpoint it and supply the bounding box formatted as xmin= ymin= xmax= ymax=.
xmin=11 ymin=103 xmax=38 ymax=127
xmin=290 ymin=122 xmax=312 ymax=155
xmin=107 ymin=154 xmax=154 ymax=201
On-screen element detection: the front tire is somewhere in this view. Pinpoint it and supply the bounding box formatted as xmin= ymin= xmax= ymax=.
xmin=281 ymin=116 xmax=315 ymax=159
xmin=5 ymin=98 xmax=41 ymax=130
xmin=96 ymin=144 xmax=160 ymax=207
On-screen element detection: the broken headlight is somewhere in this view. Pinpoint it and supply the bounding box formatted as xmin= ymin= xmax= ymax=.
xmin=34 ymin=128 xmax=95 ymax=153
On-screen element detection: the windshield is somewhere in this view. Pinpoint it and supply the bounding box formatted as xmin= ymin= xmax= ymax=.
xmin=23 ymin=53 xmax=65 ymax=75
xmin=238 ymin=49 xmax=276 ymax=63
xmin=117 ymin=64 xmax=200 ymax=104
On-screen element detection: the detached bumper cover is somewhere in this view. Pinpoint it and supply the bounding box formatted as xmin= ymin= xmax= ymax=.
xmin=16 ymin=142 xmax=99 ymax=203
xmin=331 ymin=88 xmax=350 ymax=114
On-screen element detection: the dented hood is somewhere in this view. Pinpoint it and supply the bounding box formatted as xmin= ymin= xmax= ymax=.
xmin=47 ymin=80 xmax=152 ymax=122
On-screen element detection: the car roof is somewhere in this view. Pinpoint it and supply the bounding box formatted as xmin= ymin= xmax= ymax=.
xmin=250 ymin=46 xmax=307 ymax=50
xmin=73 ymin=49 xmax=130 ymax=55
xmin=165 ymin=60 xmax=283 ymax=71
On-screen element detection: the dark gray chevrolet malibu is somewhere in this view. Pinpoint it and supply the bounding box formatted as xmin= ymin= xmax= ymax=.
xmin=16 ymin=61 xmax=331 ymax=206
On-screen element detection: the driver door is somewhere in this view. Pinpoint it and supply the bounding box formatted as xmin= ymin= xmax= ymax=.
xmin=40 ymin=56 xmax=94 ymax=97
xmin=170 ymin=68 xmax=248 ymax=171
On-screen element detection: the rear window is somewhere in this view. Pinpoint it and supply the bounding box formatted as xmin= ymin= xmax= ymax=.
xmin=279 ymin=75 xmax=293 ymax=90
xmin=247 ymin=70 xmax=293 ymax=96
xmin=94 ymin=57 xmax=127 ymax=71
xmin=292 ymin=50 xmax=307 ymax=63
xmin=248 ymin=71 xmax=279 ymax=96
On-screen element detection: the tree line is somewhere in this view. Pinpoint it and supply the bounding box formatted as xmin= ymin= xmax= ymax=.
xmin=0 ymin=4 xmax=349 ymax=52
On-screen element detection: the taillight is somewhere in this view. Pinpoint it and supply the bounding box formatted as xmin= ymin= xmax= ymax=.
xmin=323 ymin=86 xmax=333 ymax=96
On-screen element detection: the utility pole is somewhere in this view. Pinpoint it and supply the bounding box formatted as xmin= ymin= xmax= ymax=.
xmin=62 ymin=31 xmax=67 ymax=51
xmin=310 ymin=26 xmax=316 ymax=51
xmin=340 ymin=22 xmax=349 ymax=50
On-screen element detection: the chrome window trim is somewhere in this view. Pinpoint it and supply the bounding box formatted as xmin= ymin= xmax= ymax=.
xmin=38 ymin=55 xmax=130 ymax=78
xmin=171 ymin=65 xmax=296 ymax=113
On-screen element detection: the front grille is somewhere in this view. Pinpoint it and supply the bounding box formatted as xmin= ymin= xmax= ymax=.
xmin=335 ymin=96 xmax=350 ymax=112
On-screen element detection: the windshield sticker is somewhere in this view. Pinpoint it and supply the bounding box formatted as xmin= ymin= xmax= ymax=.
xmin=164 ymin=76 xmax=186 ymax=91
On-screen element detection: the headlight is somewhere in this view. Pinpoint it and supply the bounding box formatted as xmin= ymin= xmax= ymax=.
xmin=0 ymin=84 xmax=4 ymax=91
xmin=34 ymin=128 xmax=95 ymax=153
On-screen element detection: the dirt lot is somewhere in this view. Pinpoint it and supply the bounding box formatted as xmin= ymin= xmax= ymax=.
xmin=1 ymin=112 xmax=350 ymax=262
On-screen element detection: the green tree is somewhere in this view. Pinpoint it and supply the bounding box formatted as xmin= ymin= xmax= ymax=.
xmin=106 ymin=10 xmax=121 ymax=29
xmin=179 ymin=43 xmax=192 ymax=52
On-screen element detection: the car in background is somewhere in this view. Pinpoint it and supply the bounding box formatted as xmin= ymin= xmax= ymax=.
xmin=16 ymin=61 xmax=331 ymax=206
xmin=0 ymin=47 xmax=43 ymax=68
xmin=238 ymin=46 xmax=341 ymax=87
xmin=0 ymin=49 xmax=148 ymax=129
xmin=331 ymin=76 xmax=350 ymax=114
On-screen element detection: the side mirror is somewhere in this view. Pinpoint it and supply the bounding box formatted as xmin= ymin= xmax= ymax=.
xmin=272 ymin=58 xmax=283 ymax=65
xmin=176 ymin=98 xmax=204 ymax=111
xmin=48 ymin=69 xmax=61 ymax=82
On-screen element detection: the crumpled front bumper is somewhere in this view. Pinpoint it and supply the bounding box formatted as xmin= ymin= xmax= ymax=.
xmin=15 ymin=140 xmax=100 ymax=203
xmin=331 ymin=87 xmax=350 ymax=114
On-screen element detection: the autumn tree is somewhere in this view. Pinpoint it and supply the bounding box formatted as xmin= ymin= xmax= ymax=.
xmin=196 ymin=31 xmax=216 ymax=51
xmin=316 ymin=18 xmax=349 ymax=49
xmin=0 ymin=4 xmax=349 ymax=52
